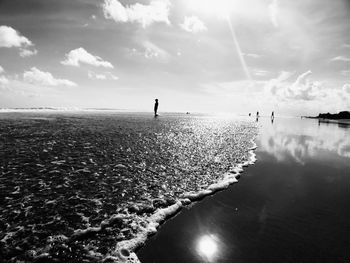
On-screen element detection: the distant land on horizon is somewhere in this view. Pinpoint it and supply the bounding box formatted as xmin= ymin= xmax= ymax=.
xmin=315 ymin=111 xmax=350 ymax=119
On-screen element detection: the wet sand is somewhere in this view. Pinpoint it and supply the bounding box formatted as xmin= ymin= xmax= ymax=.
xmin=138 ymin=117 xmax=350 ymax=263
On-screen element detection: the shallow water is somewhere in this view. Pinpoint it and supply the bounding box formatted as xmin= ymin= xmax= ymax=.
xmin=0 ymin=112 xmax=256 ymax=262
xmin=138 ymin=117 xmax=350 ymax=263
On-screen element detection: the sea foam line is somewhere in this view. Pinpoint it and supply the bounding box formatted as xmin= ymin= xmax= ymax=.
xmin=105 ymin=139 xmax=258 ymax=263
xmin=31 ymin=139 xmax=257 ymax=263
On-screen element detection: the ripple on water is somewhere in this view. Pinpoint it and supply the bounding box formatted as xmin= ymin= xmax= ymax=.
xmin=0 ymin=113 xmax=257 ymax=262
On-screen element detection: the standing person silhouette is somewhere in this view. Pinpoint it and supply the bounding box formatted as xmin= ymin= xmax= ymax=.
xmin=154 ymin=99 xmax=159 ymax=117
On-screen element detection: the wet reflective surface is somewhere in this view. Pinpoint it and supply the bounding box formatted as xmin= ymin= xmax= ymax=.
xmin=0 ymin=112 xmax=256 ymax=262
xmin=138 ymin=117 xmax=350 ymax=263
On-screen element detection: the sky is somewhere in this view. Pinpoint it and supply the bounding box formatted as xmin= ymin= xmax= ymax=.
xmin=0 ymin=0 xmax=350 ymax=116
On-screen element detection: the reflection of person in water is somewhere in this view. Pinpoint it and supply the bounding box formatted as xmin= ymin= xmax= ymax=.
xmin=154 ymin=99 xmax=159 ymax=117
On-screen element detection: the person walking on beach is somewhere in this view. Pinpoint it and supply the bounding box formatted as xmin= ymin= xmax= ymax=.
xmin=271 ymin=111 xmax=274 ymax=120
xmin=154 ymin=99 xmax=159 ymax=117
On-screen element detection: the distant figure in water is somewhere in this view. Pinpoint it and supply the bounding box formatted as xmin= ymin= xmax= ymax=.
xmin=271 ymin=111 xmax=274 ymax=122
xmin=154 ymin=99 xmax=159 ymax=117
xmin=249 ymin=113 xmax=251 ymax=117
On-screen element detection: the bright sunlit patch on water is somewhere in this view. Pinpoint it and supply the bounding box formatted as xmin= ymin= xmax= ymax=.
xmin=197 ymin=234 xmax=219 ymax=260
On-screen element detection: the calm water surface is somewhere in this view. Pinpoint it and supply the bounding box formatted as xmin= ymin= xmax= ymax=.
xmin=138 ymin=117 xmax=350 ymax=263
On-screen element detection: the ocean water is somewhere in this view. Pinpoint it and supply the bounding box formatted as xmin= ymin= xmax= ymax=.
xmin=138 ymin=117 xmax=350 ymax=263
xmin=0 ymin=112 xmax=257 ymax=262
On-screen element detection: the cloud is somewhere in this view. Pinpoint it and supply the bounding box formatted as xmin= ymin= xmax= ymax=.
xmin=19 ymin=48 xmax=38 ymax=57
xmin=102 ymin=0 xmax=171 ymax=28
xmin=61 ymin=47 xmax=113 ymax=68
xmin=268 ymin=0 xmax=279 ymax=27
xmin=331 ymin=56 xmax=350 ymax=62
xmin=130 ymin=41 xmax=171 ymax=62
xmin=342 ymin=44 xmax=350 ymax=48
xmin=0 ymin=25 xmax=37 ymax=57
xmin=284 ymin=71 xmax=324 ymax=101
xmin=88 ymin=71 xmax=118 ymax=80
xmin=266 ymin=71 xmax=294 ymax=95
xmin=343 ymin=84 xmax=350 ymax=94
xmin=180 ymin=16 xmax=207 ymax=33
xmin=266 ymin=71 xmax=325 ymax=101
xmin=0 ymin=75 xmax=9 ymax=86
xmin=0 ymin=25 xmax=32 ymax=48
xmin=23 ymin=67 xmax=77 ymax=87
xmin=144 ymin=41 xmax=171 ymax=61
xmin=0 ymin=65 xmax=9 ymax=87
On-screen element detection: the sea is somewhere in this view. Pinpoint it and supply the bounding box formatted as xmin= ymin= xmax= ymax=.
xmin=0 ymin=111 xmax=257 ymax=263
xmin=138 ymin=117 xmax=350 ymax=263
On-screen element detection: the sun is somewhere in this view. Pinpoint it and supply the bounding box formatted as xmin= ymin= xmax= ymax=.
xmin=188 ymin=0 xmax=235 ymax=17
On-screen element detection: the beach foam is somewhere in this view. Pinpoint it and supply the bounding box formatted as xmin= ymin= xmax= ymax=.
xmin=108 ymin=138 xmax=257 ymax=263
xmin=0 ymin=112 xmax=257 ymax=262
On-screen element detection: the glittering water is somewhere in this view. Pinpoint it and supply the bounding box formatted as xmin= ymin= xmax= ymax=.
xmin=0 ymin=112 xmax=257 ymax=262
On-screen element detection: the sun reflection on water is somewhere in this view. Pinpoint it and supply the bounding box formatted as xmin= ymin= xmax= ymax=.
xmin=196 ymin=234 xmax=219 ymax=261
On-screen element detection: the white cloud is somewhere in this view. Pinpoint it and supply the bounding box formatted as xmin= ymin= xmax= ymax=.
xmin=102 ymin=0 xmax=171 ymax=28
xmin=266 ymin=71 xmax=294 ymax=95
xmin=23 ymin=67 xmax=77 ymax=87
xmin=285 ymin=71 xmax=324 ymax=101
xmin=342 ymin=44 xmax=350 ymax=48
xmin=343 ymin=84 xmax=350 ymax=94
xmin=61 ymin=47 xmax=113 ymax=68
xmin=180 ymin=16 xmax=207 ymax=33
xmin=0 ymin=75 xmax=9 ymax=86
xmin=88 ymin=71 xmax=118 ymax=80
xmin=19 ymin=48 xmax=38 ymax=57
xmin=0 ymin=26 xmax=37 ymax=57
xmin=144 ymin=41 xmax=171 ymax=61
xmin=331 ymin=56 xmax=350 ymax=62
xmin=0 ymin=25 xmax=32 ymax=48
xmin=130 ymin=41 xmax=170 ymax=62
xmin=0 ymin=65 xmax=4 ymax=74
xmin=268 ymin=0 xmax=279 ymax=27
xmin=266 ymin=71 xmax=324 ymax=101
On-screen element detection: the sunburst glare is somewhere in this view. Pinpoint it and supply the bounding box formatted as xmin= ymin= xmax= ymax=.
xmin=197 ymin=234 xmax=219 ymax=261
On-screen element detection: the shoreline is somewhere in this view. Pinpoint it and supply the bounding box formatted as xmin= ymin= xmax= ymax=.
xmin=137 ymin=117 xmax=350 ymax=263
xmin=104 ymin=139 xmax=258 ymax=263
xmin=0 ymin=113 xmax=258 ymax=262
xmin=305 ymin=117 xmax=350 ymax=125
